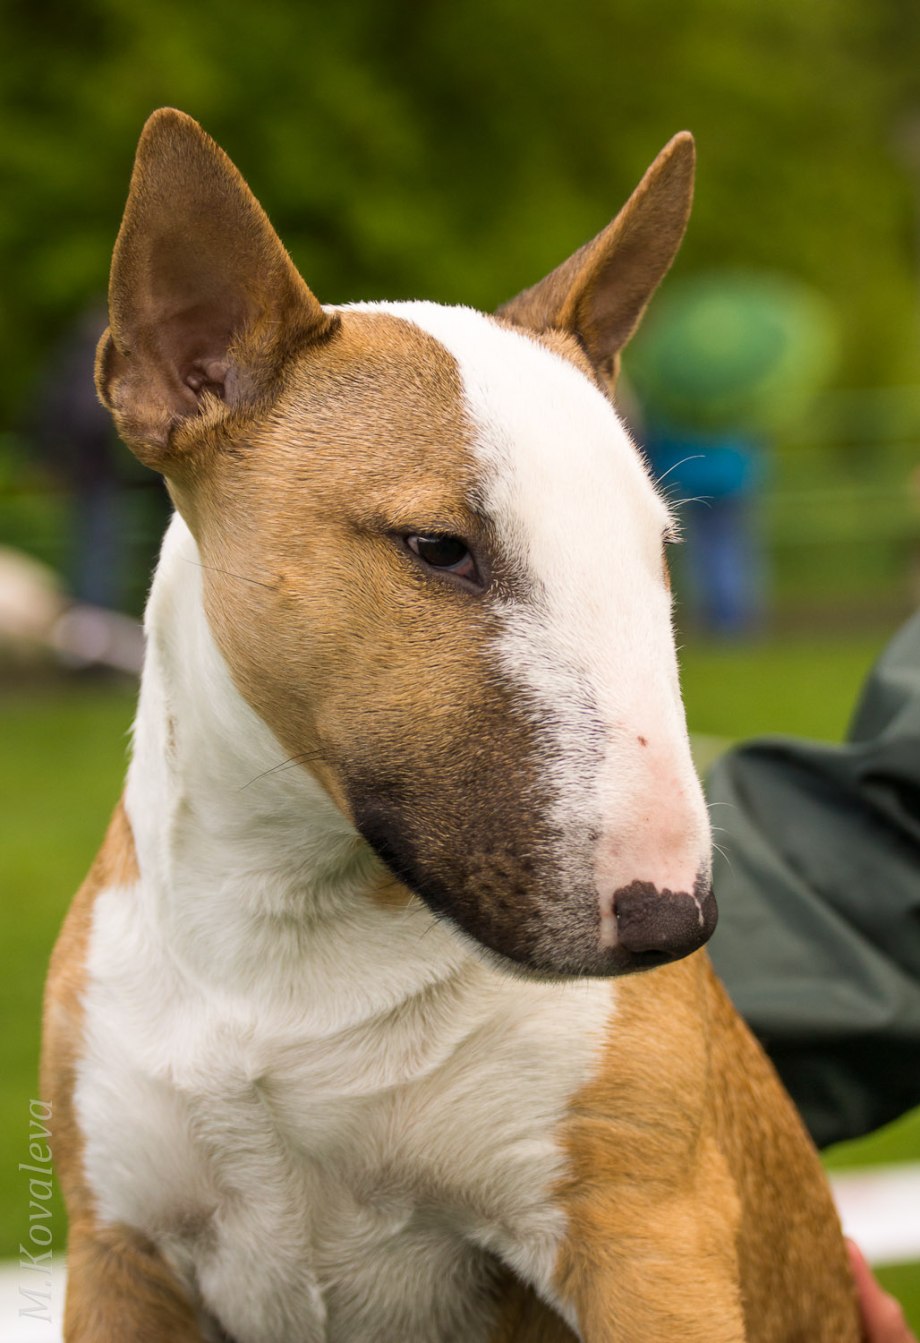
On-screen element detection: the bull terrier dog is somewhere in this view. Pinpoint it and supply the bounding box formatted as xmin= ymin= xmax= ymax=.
xmin=42 ymin=109 xmax=859 ymax=1341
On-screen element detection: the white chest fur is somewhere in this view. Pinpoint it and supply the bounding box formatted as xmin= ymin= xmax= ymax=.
xmin=73 ymin=519 xmax=614 ymax=1343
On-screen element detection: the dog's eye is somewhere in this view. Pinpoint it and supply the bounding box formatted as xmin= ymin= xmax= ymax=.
xmin=405 ymin=534 xmax=479 ymax=583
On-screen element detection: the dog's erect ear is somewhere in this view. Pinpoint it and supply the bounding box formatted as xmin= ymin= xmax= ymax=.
xmin=497 ymin=133 xmax=694 ymax=393
xmin=96 ymin=109 xmax=334 ymax=470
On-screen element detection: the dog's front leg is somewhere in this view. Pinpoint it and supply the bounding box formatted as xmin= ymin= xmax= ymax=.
xmin=558 ymin=1249 xmax=747 ymax=1343
xmin=62 ymin=1217 xmax=208 ymax=1342
xmin=553 ymin=1193 xmax=747 ymax=1343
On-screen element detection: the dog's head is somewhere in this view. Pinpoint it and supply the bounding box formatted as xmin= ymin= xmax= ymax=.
xmin=97 ymin=109 xmax=713 ymax=978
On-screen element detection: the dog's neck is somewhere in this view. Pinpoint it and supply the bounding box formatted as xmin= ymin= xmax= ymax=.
xmin=124 ymin=514 xmax=473 ymax=1027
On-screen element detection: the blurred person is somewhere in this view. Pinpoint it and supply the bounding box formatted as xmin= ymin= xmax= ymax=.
xmin=31 ymin=304 xmax=123 ymax=609
xmin=709 ymin=612 xmax=920 ymax=1337
xmin=31 ymin=304 xmax=170 ymax=616
xmin=628 ymin=271 xmax=839 ymax=638
xmin=643 ymin=425 xmax=764 ymax=635
xmin=709 ymin=608 xmax=920 ymax=1150
xmin=616 ymin=370 xmax=764 ymax=634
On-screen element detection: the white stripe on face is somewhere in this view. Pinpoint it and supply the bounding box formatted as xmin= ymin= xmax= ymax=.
xmin=347 ymin=302 xmax=711 ymax=950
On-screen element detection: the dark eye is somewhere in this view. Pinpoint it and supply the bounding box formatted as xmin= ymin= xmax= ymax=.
xmin=405 ymin=534 xmax=480 ymax=584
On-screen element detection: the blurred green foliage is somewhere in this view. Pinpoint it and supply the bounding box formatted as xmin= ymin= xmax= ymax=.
xmin=2 ymin=0 xmax=920 ymax=436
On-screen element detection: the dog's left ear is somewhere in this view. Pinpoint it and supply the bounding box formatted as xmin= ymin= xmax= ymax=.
xmin=497 ymin=133 xmax=694 ymax=394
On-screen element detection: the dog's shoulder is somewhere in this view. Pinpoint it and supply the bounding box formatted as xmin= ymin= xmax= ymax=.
xmin=41 ymin=799 xmax=139 ymax=1214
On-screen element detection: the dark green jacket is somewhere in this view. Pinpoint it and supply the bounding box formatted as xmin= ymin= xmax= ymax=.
xmin=708 ymin=612 xmax=920 ymax=1149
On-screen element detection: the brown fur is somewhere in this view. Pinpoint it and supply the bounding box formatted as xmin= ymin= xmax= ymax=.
xmin=483 ymin=959 xmax=859 ymax=1341
xmin=189 ymin=310 xmax=575 ymax=959
xmin=41 ymin=803 xmax=204 ymax=1340
xmin=705 ymin=967 xmax=860 ymax=1341
xmin=487 ymin=1275 xmax=579 ymax=1342
xmin=46 ymin=109 xmax=862 ymax=1340
xmin=97 ymin=108 xmax=334 ymax=467
xmin=551 ymin=958 xmax=858 ymax=1341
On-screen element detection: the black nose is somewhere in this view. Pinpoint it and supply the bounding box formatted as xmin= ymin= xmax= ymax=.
xmin=613 ymin=878 xmax=717 ymax=963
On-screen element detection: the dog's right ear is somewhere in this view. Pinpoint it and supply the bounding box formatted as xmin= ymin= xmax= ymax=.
xmin=96 ymin=109 xmax=334 ymax=471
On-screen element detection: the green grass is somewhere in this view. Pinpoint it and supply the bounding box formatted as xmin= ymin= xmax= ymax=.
xmin=680 ymin=630 xmax=889 ymax=743
xmin=825 ymin=1106 xmax=920 ymax=1173
xmin=1 ymin=682 xmax=136 ymax=1260
xmin=1 ymin=637 xmax=918 ymax=1327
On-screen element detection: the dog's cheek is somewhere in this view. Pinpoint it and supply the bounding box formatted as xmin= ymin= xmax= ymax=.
xmin=340 ymin=669 xmax=569 ymax=964
xmin=347 ymin=766 xmax=552 ymax=963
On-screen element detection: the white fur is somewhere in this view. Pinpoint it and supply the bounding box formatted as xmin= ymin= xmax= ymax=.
xmin=76 ymin=301 xmax=710 ymax=1340
xmin=76 ymin=517 xmax=612 ymax=1341
xmin=352 ymin=303 xmax=711 ymax=936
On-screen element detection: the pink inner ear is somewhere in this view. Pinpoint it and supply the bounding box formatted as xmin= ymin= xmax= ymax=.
xmin=152 ymin=299 xmax=246 ymax=407
xmin=184 ymin=359 xmax=231 ymax=396
xmin=141 ymin=228 xmax=250 ymax=400
xmin=100 ymin=110 xmax=333 ymax=463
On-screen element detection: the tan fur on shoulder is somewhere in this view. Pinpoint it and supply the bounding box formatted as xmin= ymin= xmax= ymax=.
xmin=705 ymin=966 xmax=860 ymax=1340
xmin=42 ymin=803 xmax=204 ymax=1341
xmin=554 ymin=961 xmax=745 ymax=1341
xmin=553 ymin=958 xmax=858 ymax=1341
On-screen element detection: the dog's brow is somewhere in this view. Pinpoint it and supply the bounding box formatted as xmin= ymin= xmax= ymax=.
xmin=362 ymin=504 xmax=485 ymax=536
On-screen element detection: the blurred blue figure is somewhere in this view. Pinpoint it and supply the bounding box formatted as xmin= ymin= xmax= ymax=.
xmin=32 ymin=305 xmax=122 ymax=609
xmin=30 ymin=305 xmax=170 ymax=617
xmin=644 ymin=427 xmax=764 ymax=635
xmin=628 ymin=271 xmax=838 ymax=637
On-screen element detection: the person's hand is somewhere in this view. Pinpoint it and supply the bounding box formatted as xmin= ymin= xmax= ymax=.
xmin=848 ymin=1240 xmax=916 ymax=1343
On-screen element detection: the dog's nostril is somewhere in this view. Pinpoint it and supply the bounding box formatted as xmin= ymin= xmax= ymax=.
xmin=613 ymin=879 xmax=717 ymax=962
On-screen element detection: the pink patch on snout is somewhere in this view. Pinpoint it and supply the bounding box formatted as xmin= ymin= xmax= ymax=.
xmin=595 ymin=734 xmax=710 ymax=951
xmin=596 ymin=811 xmax=703 ymax=950
xmin=599 ymin=846 xmax=706 ymax=950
